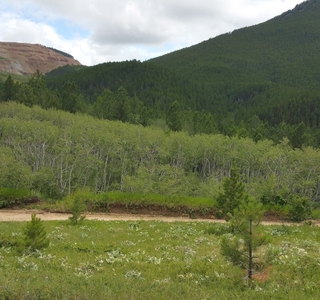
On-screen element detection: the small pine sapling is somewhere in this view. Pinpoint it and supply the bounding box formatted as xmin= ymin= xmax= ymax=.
xmin=220 ymin=198 xmax=268 ymax=286
xmin=24 ymin=214 xmax=49 ymax=253
xmin=69 ymin=196 xmax=86 ymax=225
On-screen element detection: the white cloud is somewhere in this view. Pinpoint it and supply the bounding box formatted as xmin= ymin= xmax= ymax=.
xmin=0 ymin=0 xmax=303 ymax=65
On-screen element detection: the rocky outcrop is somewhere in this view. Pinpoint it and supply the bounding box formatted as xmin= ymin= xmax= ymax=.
xmin=0 ymin=42 xmax=82 ymax=75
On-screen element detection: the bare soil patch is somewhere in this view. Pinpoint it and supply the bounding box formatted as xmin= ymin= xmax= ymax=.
xmin=0 ymin=209 xmax=222 ymax=222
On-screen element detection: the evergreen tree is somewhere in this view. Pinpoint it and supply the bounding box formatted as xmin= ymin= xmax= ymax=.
xmin=115 ymin=86 xmax=131 ymax=122
xmin=166 ymin=100 xmax=182 ymax=132
xmin=26 ymin=70 xmax=62 ymax=109
xmin=69 ymin=196 xmax=86 ymax=225
xmin=24 ymin=214 xmax=49 ymax=252
xmin=94 ymin=89 xmax=115 ymax=119
xmin=220 ymin=198 xmax=267 ymax=285
xmin=140 ymin=106 xmax=151 ymax=127
xmin=216 ymin=166 xmax=248 ymax=219
xmin=192 ymin=111 xmax=217 ymax=134
xmin=61 ymin=81 xmax=86 ymax=113
xmin=128 ymin=94 xmax=145 ymax=124
xmin=291 ymin=122 xmax=306 ymax=149
xmin=2 ymin=75 xmax=17 ymax=101
xmin=17 ymin=84 xmax=36 ymax=107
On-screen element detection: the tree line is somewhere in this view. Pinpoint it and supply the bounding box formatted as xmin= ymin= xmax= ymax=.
xmin=1 ymin=70 xmax=320 ymax=149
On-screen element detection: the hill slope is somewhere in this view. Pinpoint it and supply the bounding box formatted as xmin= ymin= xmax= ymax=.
xmin=148 ymin=0 xmax=320 ymax=124
xmin=46 ymin=60 xmax=204 ymax=112
xmin=0 ymin=42 xmax=81 ymax=75
xmin=45 ymin=1 xmax=320 ymax=129
xmin=150 ymin=0 xmax=319 ymax=89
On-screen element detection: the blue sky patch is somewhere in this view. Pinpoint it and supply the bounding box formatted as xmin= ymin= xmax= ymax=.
xmin=48 ymin=18 xmax=90 ymax=39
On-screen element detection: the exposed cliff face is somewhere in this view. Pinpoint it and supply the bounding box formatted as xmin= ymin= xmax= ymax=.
xmin=0 ymin=42 xmax=82 ymax=75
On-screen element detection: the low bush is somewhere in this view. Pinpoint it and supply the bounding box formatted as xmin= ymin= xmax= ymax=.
xmin=288 ymin=196 xmax=312 ymax=222
xmin=0 ymin=188 xmax=40 ymax=208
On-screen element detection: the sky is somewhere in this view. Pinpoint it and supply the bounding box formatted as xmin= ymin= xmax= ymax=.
xmin=0 ymin=0 xmax=303 ymax=66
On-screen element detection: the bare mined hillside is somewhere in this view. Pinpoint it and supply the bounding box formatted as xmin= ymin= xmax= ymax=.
xmin=0 ymin=42 xmax=81 ymax=75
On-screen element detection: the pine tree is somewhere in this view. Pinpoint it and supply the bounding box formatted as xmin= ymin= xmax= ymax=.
xmin=61 ymin=81 xmax=86 ymax=113
xmin=220 ymin=198 xmax=267 ymax=285
xmin=216 ymin=166 xmax=248 ymax=219
xmin=166 ymin=100 xmax=182 ymax=132
xmin=69 ymin=196 xmax=86 ymax=225
xmin=2 ymin=75 xmax=17 ymax=101
xmin=115 ymin=86 xmax=130 ymax=122
xmin=24 ymin=214 xmax=49 ymax=252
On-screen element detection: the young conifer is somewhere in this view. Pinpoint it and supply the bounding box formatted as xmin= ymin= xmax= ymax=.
xmin=69 ymin=196 xmax=86 ymax=225
xmin=216 ymin=166 xmax=248 ymax=219
xmin=24 ymin=214 xmax=49 ymax=252
xmin=220 ymin=198 xmax=267 ymax=286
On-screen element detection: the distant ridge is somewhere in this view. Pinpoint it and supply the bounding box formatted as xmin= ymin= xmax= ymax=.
xmin=0 ymin=42 xmax=81 ymax=76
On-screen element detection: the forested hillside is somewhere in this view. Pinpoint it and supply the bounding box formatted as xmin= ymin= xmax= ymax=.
xmin=150 ymin=0 xmax=320 ymax=124
xmin=151 ymin=0 xmax=320 ymax=120
xmin=151 ymin=0 xmax=320 ymax=89
xmin=38 ymin=0 xmax=320 ymax=147
xmin=1 ymin=102 xmax=320 ymax=208
xmin=45 ymin=60 xmax=204 ymax=113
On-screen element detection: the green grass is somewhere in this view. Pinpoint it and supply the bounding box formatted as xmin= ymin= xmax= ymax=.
xmin=36 ymin=190 xmax=216 ymax=217
xmin=0 ymin=219 xmax=319 ymax=299
xmin=72 ymin=190 xmax=214 ymax=207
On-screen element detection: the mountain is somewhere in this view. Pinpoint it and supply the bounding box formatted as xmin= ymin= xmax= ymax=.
xmin=148 ymin=0 xmax=320 ymax=123
xmin=0 ymin=42 xmax=81 ymax=76
xmin=45 ymin=1 xmax=320 ymax=127
xmin=150 ymin=0 xmax=320 ymax=89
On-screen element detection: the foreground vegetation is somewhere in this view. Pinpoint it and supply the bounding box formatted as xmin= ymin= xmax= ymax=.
xmin=0 ymin=219 xmax=319 ymax=299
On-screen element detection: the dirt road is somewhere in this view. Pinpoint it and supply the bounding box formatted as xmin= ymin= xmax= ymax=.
xmin=0 ymin=209 xmax=224 ymax=222
xmin=0 ymin=209 xmax=314 ymax=226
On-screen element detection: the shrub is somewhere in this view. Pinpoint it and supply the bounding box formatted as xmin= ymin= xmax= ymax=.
xmin=0 ymin=188 xmax=38 ymax=208
xmin=260 ymin=194 xmax=287 ymax=206
xmin=288 ymin=196 xmax=311 ymax=222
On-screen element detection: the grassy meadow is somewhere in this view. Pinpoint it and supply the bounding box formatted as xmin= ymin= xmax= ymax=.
xmin=0 ymin=219 xmax=319 ymax=299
